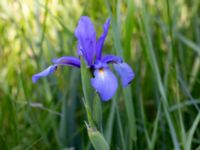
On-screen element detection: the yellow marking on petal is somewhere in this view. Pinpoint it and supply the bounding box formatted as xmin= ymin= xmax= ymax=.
xmin=98 ymin=68 xmax=105 ymax=79
xmin=99 ymin=68 xmax=104 ymax=73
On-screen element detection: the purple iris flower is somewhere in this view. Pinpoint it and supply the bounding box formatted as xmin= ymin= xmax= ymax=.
xmin=32 ymin=16 xmax=134 ymax=101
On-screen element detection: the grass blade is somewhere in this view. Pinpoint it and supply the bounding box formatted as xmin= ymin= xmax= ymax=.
xmin=186 ymin=113 xmax=200 ymax=150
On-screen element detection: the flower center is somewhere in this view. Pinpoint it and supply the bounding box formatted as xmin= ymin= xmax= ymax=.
xmin=98 ymin=68 xmax=106 ymax=79
xmin=99 ymin=68 xmax=104 ymax=74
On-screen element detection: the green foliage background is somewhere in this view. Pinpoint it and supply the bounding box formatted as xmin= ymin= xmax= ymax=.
xmin=0 ymin=0 xmax=200 ymax=149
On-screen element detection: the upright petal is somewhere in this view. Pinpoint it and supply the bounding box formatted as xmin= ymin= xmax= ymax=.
xmin=101 ymin=54 xmax=123 ymax=64
xmin=75 ymin=16 xmax=96 ymax=65
xmin=52 ymin=56 xmax=80 ymax=68
xmin=96 ymin=18 xmax=111 ymax=60
xmin=91 ymin=67 xmax=118 ymax=101
xmin=114 ymin=62 xmax=134 ymax=87
xmin=76 ymin=43 xmax=83 ymax=56
xmin=32 ymin=65 xmax=57 ymax=83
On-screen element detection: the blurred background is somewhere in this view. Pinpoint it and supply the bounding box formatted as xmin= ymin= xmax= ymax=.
xmin=0 ymin=0 xmax=200 ymax=149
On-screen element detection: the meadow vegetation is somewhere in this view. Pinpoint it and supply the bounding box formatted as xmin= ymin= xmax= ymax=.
xmin=0 ymin=0 xmax=200 ymax=149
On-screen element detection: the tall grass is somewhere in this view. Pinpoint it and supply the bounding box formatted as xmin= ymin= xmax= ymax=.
xmin=0 ymin=0 xmax=200 ymax=149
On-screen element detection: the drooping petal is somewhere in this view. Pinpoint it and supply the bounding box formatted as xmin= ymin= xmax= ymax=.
xmin=114 ymin=62 xmax=134 ymax=87
xmin=91 ymin=67 xmax=118 ymax=101
xmin=101 ymin=54 xmax=123 ymax=64
xmin=52 ymin=56 xmax=80 ymax=68
xmin=96 ymin=18 xmax=111 ymax=60
xmin=75 ymin=16 xmax=96 ymax=65
xmin=32 ymin=65 xmax=57 ymax=83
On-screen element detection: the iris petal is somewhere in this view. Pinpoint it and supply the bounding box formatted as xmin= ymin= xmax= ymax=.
xmin=91 ymin=68 xmax=118 ymax=101
xmin=96 ymin=18 xmax=111 ymax=60
xmin=52 ymin=56 xmax=80 ymax=68
xmin=75 ymin=16 xmax=96 ymax=65
xmin=76 ymin=43 xmax=83 ymax=56
xmin=101 ymin=54 xmax=123 ymax=64
xmin=32 ymin=65 xmax=57 ymax=83
xmin=114 ymin=63 xmax=134 ymax=87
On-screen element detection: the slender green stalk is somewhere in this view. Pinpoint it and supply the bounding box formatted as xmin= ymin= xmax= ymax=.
xmin=80 ymin=58 xmax=95 ymax=127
